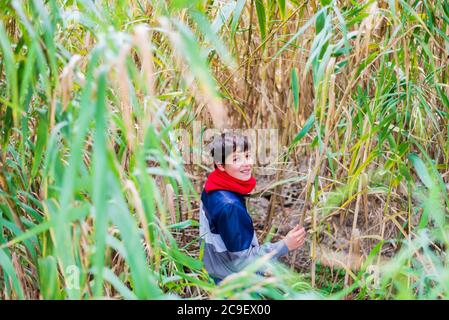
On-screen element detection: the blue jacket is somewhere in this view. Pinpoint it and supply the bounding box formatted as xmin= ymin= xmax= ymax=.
xmin=200 ymin=189 xmax=289 ymax=280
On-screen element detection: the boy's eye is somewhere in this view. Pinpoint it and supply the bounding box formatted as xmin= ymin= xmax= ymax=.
xmin=231 ymin=153 xmax=250 ymax=162
xmin=232 ymin=153 xmax=250 ymax=162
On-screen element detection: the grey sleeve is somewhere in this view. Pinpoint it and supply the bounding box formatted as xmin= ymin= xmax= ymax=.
xmin=226 ymin=239 xmax=290 ymax=273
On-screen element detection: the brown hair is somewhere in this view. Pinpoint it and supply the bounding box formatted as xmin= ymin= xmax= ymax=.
xmin=210 ymin=132 xmax=251 ymax=168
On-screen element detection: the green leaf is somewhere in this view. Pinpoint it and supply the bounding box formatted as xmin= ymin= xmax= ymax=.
xmin=0 ymin=204 xmax=89 ymax=251
xmin=169 ymin=247 xmax=203 ymax=270
xmin=38 ymin=256 xmax=62 ymax=299
xmin=92 ymin=67 xmax=109 ymax=297
xmin=190 ymin=10 xmax=236 ymax=68
xmin=168 ymin=219 xmax=199 ymax=229
xmin=31 ymin=116 xmax=48 ymax=179
xmin=0 ymin=22 xmax=19 ymax=126
xmin=408 ymin=153 xmax=432 ymax=188
xmin=291 ymin=68 xmax=299 ymax=113
xmin=108 ymin=187 xmax=163 ymax=299
xmin=172 ymin=19 xmax=219 ymax=98
xmin=319 ymin=0 xmax=333 ymax=6
xmin=290 ymin=114 xmax=315 ymax=147
xmin=231 ymin=0 xmax=247 ymax=37
xmin=255 ymin=0 xmax=266 ymax=44
xmin=277 ymin=0 xmax=286 ymax=20
xmin=102 ymin=268 xmax=138 ymax=300
xmin=271 ymin=7 xmax=326 ymax=62
xmin=0 ymin=248 xmax=24 ymax=299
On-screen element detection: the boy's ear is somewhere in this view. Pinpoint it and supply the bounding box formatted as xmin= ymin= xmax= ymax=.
xmin=215 ymin=163 xmax=225 ymax=171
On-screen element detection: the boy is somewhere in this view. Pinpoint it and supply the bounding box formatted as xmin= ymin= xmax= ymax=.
xmin=200 ymin=133 xmax=306 ymax=284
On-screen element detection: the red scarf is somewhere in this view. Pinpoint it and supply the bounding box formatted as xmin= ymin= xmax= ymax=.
xmin=204 ymin=169 xmax=256 ymax=194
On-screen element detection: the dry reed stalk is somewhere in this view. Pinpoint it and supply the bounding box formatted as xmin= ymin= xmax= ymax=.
xmin=60 ymin=54 xmax=82 ymax=112
xmin=115 ymin=43 xmax=137 ymax=151
xmin=311 ymin=206 xmax=317 ymax=287
xmin=362 ymin=173 xmax=369 ymax=228
xmin=300 ymin=57 xmax=336 ymax=229
xmin=165 ymin=183 xmax=177 ymax=225
xmin=316 ymin=243 xmax=363 ymax=272
xmin=11 ymin=252 xmax=28 ymax=299
xmin=345 ymin=117 xmax=370 ymax=287
xmin=133 ymin=25 xmax=156 ymax=139
xmin=262 ymin=117 xmax=294 ymax=238
xmin=125 ymin=179 xmax=153 ymax=260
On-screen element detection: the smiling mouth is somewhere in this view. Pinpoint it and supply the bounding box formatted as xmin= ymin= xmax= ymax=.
xmin=240 ymin=169 xmax=251 ymax=174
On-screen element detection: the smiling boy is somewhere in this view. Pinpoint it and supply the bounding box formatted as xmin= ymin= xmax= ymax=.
xmin=200 ymin=133 xmax=306 ymax=284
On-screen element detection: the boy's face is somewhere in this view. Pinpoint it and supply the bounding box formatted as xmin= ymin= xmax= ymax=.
xmin=217 ymin=149 xmax=253 ymax=181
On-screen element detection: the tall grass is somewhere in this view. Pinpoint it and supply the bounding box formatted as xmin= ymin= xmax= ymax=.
xmin=1 ymin=0 xmax=449 ymax=299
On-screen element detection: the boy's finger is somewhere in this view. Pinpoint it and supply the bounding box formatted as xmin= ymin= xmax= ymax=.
xmin=299 ymin=233 xmax=306 ymax=240
xmin=292 ymin=228 xmax=306 ymax=237
xmin=296 ymin=233 xmax=306 ymax=241
xmin=289 ymin=226 xmax=300 ymax=234
xmin=291 ymin=231 xmax=301 ymax=238
xmin=291 ymin=232 xmax=303 ymax=240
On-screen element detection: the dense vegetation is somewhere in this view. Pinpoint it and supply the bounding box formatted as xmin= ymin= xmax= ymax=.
xmin=1 ymin=0 xmax=449 ymax=299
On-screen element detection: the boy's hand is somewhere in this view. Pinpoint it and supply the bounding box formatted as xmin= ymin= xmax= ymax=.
xmin=283 ymin=224 xmax=306 ymax=251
